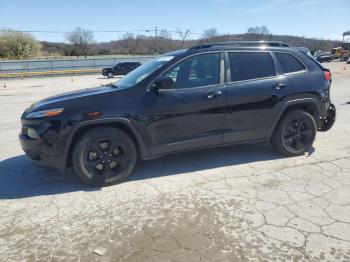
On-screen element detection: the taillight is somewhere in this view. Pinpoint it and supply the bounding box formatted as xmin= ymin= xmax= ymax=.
xmin=324 ymin=71 xmax=331 ymax=81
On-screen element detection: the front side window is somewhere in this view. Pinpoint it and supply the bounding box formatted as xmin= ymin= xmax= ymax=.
xmin=115 ymin=56 xmax=174 ymax=89
xmin=275 ymin=52 xmax=306 ymax=74
xmin=162 ymin=53 xmax=220 ymax=89
xmin=228 ymin=52 xmax=276 ymax=82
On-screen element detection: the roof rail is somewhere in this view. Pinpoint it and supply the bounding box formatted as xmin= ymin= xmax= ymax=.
xmin=189 ymin=41 xmax=290 ymax=50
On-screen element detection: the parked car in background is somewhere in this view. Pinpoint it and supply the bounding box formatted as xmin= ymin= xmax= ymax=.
xmin=19 ymin=41 xmax=336 ymax=186
xmin=340 ymin=50 xmax=349 ymax=61
xmin=315 ymin=52 xmax=332 ymax=63
xmin=102 ymin=62 xmax=141 ymax=78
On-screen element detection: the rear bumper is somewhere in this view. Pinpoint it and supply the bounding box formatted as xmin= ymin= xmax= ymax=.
xmin=19 ymin=134 xmax=65 ymax=171
xmin=319 ymin=103 xmax=336 ymax=131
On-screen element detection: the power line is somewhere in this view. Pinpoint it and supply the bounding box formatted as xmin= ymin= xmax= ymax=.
xmin=0 ymin=28 xmax=203 ymax=36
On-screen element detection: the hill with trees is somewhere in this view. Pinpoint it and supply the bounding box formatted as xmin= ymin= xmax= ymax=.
xmin=0 ymin=26 xmax=342 ymax=60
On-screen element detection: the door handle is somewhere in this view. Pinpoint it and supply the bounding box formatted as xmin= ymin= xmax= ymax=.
xmin=206 ymin=91 xmax=222 ymax=99
xmin=272 ymin=83 xmax=286 ymax=91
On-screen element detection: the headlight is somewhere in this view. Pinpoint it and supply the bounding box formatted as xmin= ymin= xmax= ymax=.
xmin=26 ymin=108 xmax=64 ymax=119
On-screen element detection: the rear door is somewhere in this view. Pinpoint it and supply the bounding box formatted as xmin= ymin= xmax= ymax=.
xmin=113 ymin=64 xmax=123 ymax=75
xmin=124 ymin=63 xmax=135 ymax=74
xmin=223 ymin=51 xmax=292 ymax=143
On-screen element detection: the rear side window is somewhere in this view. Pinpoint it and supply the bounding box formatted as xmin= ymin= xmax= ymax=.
xmin=228 ymin=52 xmax=275 ymax=82
xmin=275 ymin=52 xmax=306 ymax=73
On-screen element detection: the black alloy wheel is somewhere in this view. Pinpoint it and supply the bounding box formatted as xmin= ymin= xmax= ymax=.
xmin=282 ymin=118 xmax=314 ymax=152
xmin=84 ymin=139 xmax=128 ymax=178
xmin=272 ymin=110 xmax=316 ymax=156
xmin=73 ymin=127 xmax=137 ymax=186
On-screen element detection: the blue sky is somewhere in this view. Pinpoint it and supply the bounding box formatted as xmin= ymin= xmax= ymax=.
xmin=1 ymin=0 xmax=349 ymax=42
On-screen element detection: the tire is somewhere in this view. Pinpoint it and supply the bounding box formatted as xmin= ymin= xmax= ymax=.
xmin=72 ymin=127 xmax=137 ymax=187
xmin=271 ymin=110 xmax=316 ymax=156
xmin=107 ymin=72 xmax=114 ymax=78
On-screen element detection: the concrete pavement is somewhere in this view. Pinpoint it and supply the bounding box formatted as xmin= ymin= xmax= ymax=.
xmin=1 ymin=63 xmax=350 ymax=261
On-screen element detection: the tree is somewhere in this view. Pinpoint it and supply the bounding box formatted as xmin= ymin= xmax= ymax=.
xmin=312 ymin=37 xmax=327 ymax=51
xmin=0 ymin=30 xmax=41 ymax=60
xmin=65 ymin=27 xmax=94 ymax=58
xmin=176 ymin=28 xmax=191 ymax=48
xmin=202 ymin=28 xmax=218 ymax=39
xmin=121 ymin=33 xmax=145 ymax=55
xmin=159 ymin=30 xmax=173 ymax=52
xmin=0 ymin=37 xmax=7 ymax=58
xmin=246 ymin=26 xmax=270 ymax=40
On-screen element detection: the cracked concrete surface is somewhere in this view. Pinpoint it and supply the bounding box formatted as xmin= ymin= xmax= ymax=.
xmin=1 ymin=63 xmax=350 ymax=261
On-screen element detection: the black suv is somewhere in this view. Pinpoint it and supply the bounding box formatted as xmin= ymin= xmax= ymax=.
xmin=20 ymin=41 xmax=336 ymax=186
xmin=315 ymin=52 xmax=332 ymax=63
xmin=102 ymin=61 xmax=141 ymax=78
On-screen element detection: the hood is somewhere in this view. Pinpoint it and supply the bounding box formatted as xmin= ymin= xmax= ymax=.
xmin=26 ymin=85 xmax=116 ymax=113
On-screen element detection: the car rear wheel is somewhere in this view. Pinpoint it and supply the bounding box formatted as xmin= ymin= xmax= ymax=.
xmin=272 ymin=110 xmax=316 ymax=156
xmin=72 ymin=127 xmax=137 ymax=187
xmin=107 ymin=72 xmax=114 ymax=78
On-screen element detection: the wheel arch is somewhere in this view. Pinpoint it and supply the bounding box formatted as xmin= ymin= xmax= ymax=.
xmin=65 ymin=118 xmax=149 ymax=168
xmin=268 ymin=98 xmax=322 ymax=138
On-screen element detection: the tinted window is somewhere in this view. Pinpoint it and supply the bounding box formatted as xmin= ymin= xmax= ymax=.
xmin=163 ymin=53 xmax=220 ymax=89
xmin=115 ymin=55 xmax=175 ymax=89
xmin=275 ymin=52 xmax=306 ymax=73
xmin=228 ymin=52 xmax=275 ymax=82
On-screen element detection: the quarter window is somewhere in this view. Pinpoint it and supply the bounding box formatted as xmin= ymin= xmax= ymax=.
xmin=275 ymin=52 xmax=306 ymax=73
xmin=228 ymin=52 xmax=276 ymax=82
xmin=162 ymin=53 xmax=220 ymax=89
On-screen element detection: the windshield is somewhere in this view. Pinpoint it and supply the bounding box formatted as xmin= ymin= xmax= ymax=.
xmin=114 ymin=56 xmax=174 ymax=89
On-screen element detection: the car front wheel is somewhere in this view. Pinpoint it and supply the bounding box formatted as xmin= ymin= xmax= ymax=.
xmin=72 ymin=127 xmax=137 ymax=187
xmin=272 ymin=110 xmax=316 ymax=156
xmin=107 ymin=72 xmax=114 ymax=78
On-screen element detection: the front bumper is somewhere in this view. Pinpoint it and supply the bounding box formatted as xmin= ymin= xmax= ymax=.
xmin=19 ymin=133 xmax=65 ymax=171
xmin=319 ymin=103 xmax=336 ymax=132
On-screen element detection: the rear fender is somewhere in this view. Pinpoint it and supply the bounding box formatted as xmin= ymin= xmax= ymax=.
xmin=267 ymin=98 xmax=323 ymax=137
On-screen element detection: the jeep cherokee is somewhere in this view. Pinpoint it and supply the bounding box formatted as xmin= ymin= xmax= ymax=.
xmin=19 ymin=41 xmax=336 ymax=186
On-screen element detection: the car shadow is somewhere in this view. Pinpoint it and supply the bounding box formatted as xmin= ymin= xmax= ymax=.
xmin=0 ymin=155 xmax=94 ymax=200
xmin=130 ymin=143 xmax=281 ymax=181
xmin=0 ymin=143 xmax=282 ymax=200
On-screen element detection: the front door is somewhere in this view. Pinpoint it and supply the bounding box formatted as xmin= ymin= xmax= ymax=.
xmin=138 ymin=52 xmax=227 ymax=155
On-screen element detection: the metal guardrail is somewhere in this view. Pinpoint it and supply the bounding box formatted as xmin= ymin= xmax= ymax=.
xmin=0 ymin=56 xmax=155 ymax=75
xmin=0 ymin=69 xmax=102 ymax=78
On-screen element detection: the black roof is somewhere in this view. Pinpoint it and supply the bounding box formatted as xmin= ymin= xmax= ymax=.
xmin=163 ymin=41 xmax=300 ymax=58
xmin=189 ymin=41 xmax=290 ymax=50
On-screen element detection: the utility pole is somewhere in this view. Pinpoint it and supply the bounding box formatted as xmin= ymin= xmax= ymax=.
xmin=155 ymin=26 xmax=158 ymax=55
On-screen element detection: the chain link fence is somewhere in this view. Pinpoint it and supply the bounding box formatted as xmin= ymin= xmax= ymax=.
xmin=0 ymin=56 xmax=155 ymax=74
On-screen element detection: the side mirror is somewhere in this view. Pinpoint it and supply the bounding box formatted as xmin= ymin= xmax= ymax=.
xmin=153 ymin=77 xmax=175 ymax=92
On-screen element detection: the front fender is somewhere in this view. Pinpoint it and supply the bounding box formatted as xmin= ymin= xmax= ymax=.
xmin=64 ymin=117 xmax=150 ymax=165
